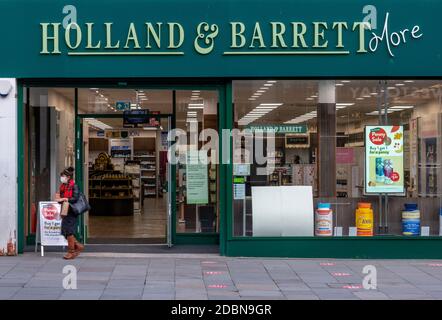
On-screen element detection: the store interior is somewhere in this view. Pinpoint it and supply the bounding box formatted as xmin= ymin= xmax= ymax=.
xmin=233 ymin=80 xmax=442 ymax=236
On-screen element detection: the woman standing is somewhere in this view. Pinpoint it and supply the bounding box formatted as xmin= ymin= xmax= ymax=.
xmin=56 ymin=167 xmax=84 ymax=260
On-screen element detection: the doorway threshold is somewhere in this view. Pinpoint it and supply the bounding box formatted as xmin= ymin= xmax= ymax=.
xmin=87 ymin=238 xmax=166 ymax=245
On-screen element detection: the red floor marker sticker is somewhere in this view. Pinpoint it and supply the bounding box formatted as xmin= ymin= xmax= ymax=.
xmin=428 ymin=263 xmax=442 ymax=267
xmin=332 ymin=272 xmax=351 ymax=276
xmin=342 ymin=285 xmax=363 ymax=289
xmin=207 ymin=284 xmax=227 ymax=289
xmin=205 ymin=271 xmax=224 ymax=275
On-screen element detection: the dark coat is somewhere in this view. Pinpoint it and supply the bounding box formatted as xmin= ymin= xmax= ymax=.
xmin=60 ymin=183 xmax=80 ymax=238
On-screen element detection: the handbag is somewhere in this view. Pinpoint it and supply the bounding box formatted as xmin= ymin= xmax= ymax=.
xmin=69 ymin=192 xmax=91 ymax=216
xmin=60 ymin=201 xmax=69 ymax=218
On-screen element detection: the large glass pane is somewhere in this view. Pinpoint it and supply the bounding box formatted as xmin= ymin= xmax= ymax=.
xmin=27 ymin=88 xmax=75 ymax=239
xmin=175 ymin=90 xmax=219 ymax=233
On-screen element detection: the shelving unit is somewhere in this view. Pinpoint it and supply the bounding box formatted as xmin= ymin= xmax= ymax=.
xmin=133 ymin=136 xmax=158 ymax=199
xmin=125 ymin=161 xmax=142 ymax=214
xmin=89 ymin=172 xmax=134 ymax=216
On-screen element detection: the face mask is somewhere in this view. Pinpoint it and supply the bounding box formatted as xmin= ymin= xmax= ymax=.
xmin=60 ymin=176 xmax=68 ymax=184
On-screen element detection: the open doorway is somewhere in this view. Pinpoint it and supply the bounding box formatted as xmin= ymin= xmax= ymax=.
xmin=84 ymin=116 xmax=171 ymax=243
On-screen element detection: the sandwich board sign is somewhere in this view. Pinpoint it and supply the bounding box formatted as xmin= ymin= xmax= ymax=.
xmin=36 ymin=202 xmax=68 ymax=256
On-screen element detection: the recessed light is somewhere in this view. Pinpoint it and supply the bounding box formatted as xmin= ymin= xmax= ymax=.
xmin=395 ymin=83 xmax=405 ymax=86
xmin=257 ymin=90 xmax=266 ymax=93
xmin=260 ymin=87 xmax=269 ymax=90
xmin=336 ymin=103 xmax=355 ymax=106
xmin=404 ymin=80 xmax=414 ymax=83
xmin=259 ymin=103 xmax=283 ymax=106
xmin=341 ymin=80 xmax=351 ymax=83
xmin=306 ymin=98 xmax=314 ymax=101
xmin=335 ymin=83 xmax=344 ymax=87
xmin=263 ymin=83 xmax=273 ymax=87
xmin=266 ymin=80 xmax=277 ymax=83
xmin=356 ymin=97 xmax=364 ymax=100
xmin=391 ymin=105 xmax=414 ymax=109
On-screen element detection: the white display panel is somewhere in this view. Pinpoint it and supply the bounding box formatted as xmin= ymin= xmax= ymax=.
xmin=252 ymin=186 xmax=314 ymax=237
xmin=280 ymin=186 xmax=314 ymax=236
xmin=251 ymin=187 xmax=282 ymax=236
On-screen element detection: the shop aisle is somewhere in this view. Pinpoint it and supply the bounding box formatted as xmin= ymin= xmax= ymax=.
xmin=88 ymin=197 xmax=167 ymax=242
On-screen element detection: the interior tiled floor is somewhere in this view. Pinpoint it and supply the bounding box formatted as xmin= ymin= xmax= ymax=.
xmin=88 ymin=198 xmax=167 ymax=240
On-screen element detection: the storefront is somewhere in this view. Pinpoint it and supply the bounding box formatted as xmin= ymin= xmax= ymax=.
xmin=1 ymin=0 xmax=442 ymax=258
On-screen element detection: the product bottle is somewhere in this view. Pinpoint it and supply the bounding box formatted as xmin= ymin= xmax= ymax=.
xmin=402 ymin=203 xmax=421 ymax=236
xmin=356 ymin=202 xmax=374 ymax=236
xmin=375 ymin=158 xmax=384 ymax=183
xmin=315 ymin=203 xmax=333 ymax=236
xmin=383 ymin=159 xmax=393 ymax=184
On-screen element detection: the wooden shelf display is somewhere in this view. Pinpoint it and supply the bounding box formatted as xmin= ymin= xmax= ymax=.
xmin=133 ymin=136 xmax=158 ymax=198
xmin=89 ymin=172 xmax=134 ymax=216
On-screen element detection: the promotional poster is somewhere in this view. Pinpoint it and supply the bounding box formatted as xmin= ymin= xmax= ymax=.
xmin=365 ymin=126 xmax=404 ymax=194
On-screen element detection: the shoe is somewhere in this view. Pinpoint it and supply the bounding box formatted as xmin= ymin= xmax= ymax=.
xmin=63 ymin=235 xmax=76 ymax=260
xmin=73 ymin=240 xmax=84 ymax=257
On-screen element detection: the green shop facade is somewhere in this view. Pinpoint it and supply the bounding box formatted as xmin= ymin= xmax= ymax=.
xmin=1 ymin=0 xmax=442 ymax=258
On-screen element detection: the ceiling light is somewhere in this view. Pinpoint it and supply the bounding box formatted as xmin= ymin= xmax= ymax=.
xmin=306 ymin=97 xmax=314 ymax=101
xmin=341 ymin=80 xmax=351 ymax=83
xmin=257 ymin=90 xmax=266 ymax=93
xmin=188 ymin=103 xmax=204 ymax=109
xmin=387 ymin=87 xmax=396 ymax=90
xmin=259 ymin=103 xmax=283 ymax=106
xmin=336 ymin=103 xmax=355 ymax=106
xmin=395 ymin=83 xmax=405 ymax=86
xmin=260 ymin=87 xmax=269 ymax=90
xmin=248 ymin=98 xmax=256 ymax=101
xmin=404 ymin=80 xmax=414 ymax=83
xmin=356 ymin=97 xmax=364 ymax=100
xmin=311 ymin=95 xmax=318 ymax=98
xmin=263 ymin=83 xmax=273 ymax=87
xmin=335 ymin=83 xmax=344 ymax=86
xmin=266 ymin=80 xmax=277 ymax=83
xmin=391 ymin=105 xmax=414 ymax=109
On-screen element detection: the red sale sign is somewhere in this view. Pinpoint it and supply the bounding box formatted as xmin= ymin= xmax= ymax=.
xmin=369 ymin=128 xmax=387 ymax=145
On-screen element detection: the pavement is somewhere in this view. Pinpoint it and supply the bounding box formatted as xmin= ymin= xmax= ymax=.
xmin=1 ymin=252 xmax=442 ymax=300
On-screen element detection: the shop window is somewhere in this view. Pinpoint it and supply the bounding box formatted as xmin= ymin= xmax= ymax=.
xmin=26 ymin=88 xmax=75 ymax=240
xmin=232 ymin=80 xmax=442 ymax=238
xmin=175 ymin=90 xmax=220 ymax=234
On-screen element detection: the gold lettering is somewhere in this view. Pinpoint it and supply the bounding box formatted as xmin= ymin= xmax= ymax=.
xmin=332 ymin=22 xmax=348 ymax=48
xmin=291 ymin=22 xmax=307 ymax=48
xmin=313 ymin=22 xmax=328 ymax=48
xmin=249 ymin=22 xmax=265 ymax=48
xmin=168 ymin=23 xmax=184 ymax=49
xmin=146 ymin=22 xmax=162 ymax=49
xmin=86 ymin=23 xmax=101 ymax=49
xmin=271 ymin=22 xmax=287 ymax=48
xmin=40 ymin=23 xmax=61 ymax=54
xmin=353 ymin=22 xmax=370 ymax=53
xmin=105 ymin=23 xmax=120 ymax=49
xmin=65 ymin=23 xmax=82 ymax=50
xmin=124 ymin=23 xmax=141 ymax=49
xmin=230 ymin=22 xmax=246 ymax=48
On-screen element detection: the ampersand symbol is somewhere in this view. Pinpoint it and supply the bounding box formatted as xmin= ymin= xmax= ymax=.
xmin=194 ymin=22 xmax=219 ymax=55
